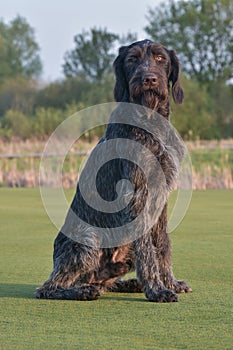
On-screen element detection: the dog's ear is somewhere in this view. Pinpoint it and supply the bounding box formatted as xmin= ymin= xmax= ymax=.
xmin=113 ymin=46 xmax=128 ymax=102
xmin=168 ymin=50 xmax=184 ymax=104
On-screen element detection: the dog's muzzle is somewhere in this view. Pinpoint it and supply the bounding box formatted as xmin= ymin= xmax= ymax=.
xmin=142 ymin=73 xmax=158 ymax=90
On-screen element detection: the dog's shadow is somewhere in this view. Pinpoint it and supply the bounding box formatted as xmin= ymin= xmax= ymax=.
xmin=0 ymin=283 xmax=146 ymax=302
xmin=0 ymin=283 xmax=37 ymax=299
xmin=0 ymin=283 xmax=147 ymax=302
xmin=102 ymin=294 xmax=147 ymax=303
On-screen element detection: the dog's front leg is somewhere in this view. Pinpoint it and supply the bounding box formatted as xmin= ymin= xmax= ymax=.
xmin=154 ymin=204 xmax=192 ymax=294
xmin=133 ymin=231 xmax=178 ymax=302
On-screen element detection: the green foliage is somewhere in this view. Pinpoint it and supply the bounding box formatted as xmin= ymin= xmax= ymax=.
xmin=63 ymin=28 xmax=137 ymax=82
xmin=0 ymin=189 xmax=232 ymax=349
xmin=0 ymin=15 xmax=42 ymax=82
xmin=208 ymin=81 xmax=233 ymax=138
xmin=2 ymin=109 xmax=31 ymax=140
xmin=34 ymin=75 xmax=90 ymax=110
xmin=190 ymin=148 xmax=233 ymax=171
xmin=31 ymin=103 xmax=104 ymax=140
xmin=32 ymin=107 xmax=64 ymax=137
xmin=145 ymin=0 xmax=233 ymax=85
xmin=63 ymin=28 xmax=119 ymax=81
xmin=145 ymin=0 xmax=233 ymax=139
xmin=35 ymin=73 xmax=115 ymax=110
xmin=171 ymin=75 xmax=218 ymax=140
xmin=0 ymin=77 xmax=37 ymax=116
xmin=0 ymin=13 xmax=231 ymax=141
xmin=0 ymin=72 xmax=231 ymax=140
xmin=118 ymin=31 xmax=138 ymax=46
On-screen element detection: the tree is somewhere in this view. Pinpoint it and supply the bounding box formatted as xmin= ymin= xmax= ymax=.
xmin=34 ymin=72 xmax=115 ymax=111
xmin=0 ymin=77 xmax=37 ymax=116
xmin=118 ymin=32 xmax=138 ymax=46
xmin=2 ymin=109 xmax=31 ymax=140
xmin=63 ymin=28 xmax=137 ymax=81
xmin=63 ymin=28 xmax=118 ymax=81
xmin=0 ymin=15 xmax=42 ymax=82
xmin=208 ymin=81 xmax=233 ymax=138
xmin=145 ymin=0 xmax=233 ymax=85
xmin=171 ymin=75 xmax=218 ymax=139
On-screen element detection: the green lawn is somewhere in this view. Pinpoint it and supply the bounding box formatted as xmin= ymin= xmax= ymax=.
xmin=0 ymin=189 xmax=232 ymax=350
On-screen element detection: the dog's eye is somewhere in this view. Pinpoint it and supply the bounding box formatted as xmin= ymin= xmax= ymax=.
xmin=127 ymin=56 xmax=138 ymax=63
xmin=155 ymin=55 xmax=164 ymax=62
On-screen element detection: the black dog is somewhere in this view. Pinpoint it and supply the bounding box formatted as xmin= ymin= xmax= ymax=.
xmin=36 ymin=40 xmax=192 ymax=302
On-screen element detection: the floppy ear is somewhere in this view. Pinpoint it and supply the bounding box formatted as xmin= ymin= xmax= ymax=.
xmin=113 ymin=46 xmax=128 ymax=102
xmin=169 ymin=50 xmax=184 ymax=104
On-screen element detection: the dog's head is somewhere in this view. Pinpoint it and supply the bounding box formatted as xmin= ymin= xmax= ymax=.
xmin=113 ymin=39 xmax=184 ymax=112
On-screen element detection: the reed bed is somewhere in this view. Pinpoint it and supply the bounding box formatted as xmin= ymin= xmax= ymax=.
xmin=0 ymin=139 xmax=232 ymax=189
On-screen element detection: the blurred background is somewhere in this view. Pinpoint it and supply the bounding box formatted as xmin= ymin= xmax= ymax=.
xmin=0 ymin=0 xmax=232 ymax=189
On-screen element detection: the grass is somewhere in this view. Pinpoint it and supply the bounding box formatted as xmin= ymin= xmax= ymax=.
xmin=0 ymin=189 xmax=232 ymax=349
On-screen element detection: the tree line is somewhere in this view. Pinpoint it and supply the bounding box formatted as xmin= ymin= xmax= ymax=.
xmin=0 ymin=0 xmax=232 ymax=141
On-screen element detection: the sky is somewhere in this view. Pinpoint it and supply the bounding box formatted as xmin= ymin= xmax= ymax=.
xmin=1 ymin=0 xmax=161 ymax=82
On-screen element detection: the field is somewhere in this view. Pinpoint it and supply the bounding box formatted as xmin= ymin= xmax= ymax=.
xmin=0 ymin=139 xmax=233 ymax=189
xmin=0 ymin=189 xmax=233 ymax=349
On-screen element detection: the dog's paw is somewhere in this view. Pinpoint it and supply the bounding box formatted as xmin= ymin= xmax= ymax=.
xmin=170 ymin=280 xmax=192 ymax=294
xmin=76 ymin=285 xmax=101 ymax=301
xmin=146 ymin=288 xmax=178 ymax=302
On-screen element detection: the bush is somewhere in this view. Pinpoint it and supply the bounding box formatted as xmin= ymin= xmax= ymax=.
xmin=0 ymin=77 xmax=37 ymax=116
xmin=171 ymin=76 xmax=218 ymax=140
xmin=33 ymin=107 xmax=64 ymax=137
xmin=2 ymin=109 xmax=31 ymax=140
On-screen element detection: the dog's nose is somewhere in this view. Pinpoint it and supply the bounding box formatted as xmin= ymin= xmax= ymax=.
xmin=142 ymin=74 xmax=157 ymax=86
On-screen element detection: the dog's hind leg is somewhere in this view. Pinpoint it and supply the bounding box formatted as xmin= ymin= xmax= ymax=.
xmin=102 ymin=247 xmax=143 ymax=293
xmin=108 ymin=278 xmax=143 ymax=293
xmin=89 ymin=246 xmax=133 ymax=290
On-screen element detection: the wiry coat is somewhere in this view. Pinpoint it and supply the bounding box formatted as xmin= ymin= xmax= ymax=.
xmin=36 ymin=40 xmax=191 ymax=302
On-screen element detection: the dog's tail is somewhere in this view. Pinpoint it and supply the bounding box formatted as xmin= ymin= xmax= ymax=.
xmin=35 ymin=280 xmax=103 ymax=300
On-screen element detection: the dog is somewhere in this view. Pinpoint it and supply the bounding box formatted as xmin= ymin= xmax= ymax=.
xmin=36 ymin=39 xmax=192 ymax=302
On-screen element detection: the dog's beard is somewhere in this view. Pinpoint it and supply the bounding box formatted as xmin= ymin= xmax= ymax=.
xmin=129 ymin=80 xmax=168 ymax=112
xmin=141 ymin=90 xmax=160 ymax=110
